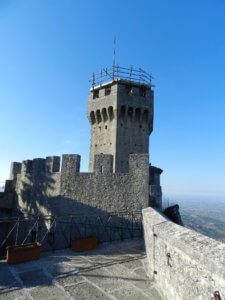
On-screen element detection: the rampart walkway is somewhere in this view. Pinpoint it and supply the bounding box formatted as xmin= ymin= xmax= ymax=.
xmin=0 ymin=239 xmax=162 ymax=300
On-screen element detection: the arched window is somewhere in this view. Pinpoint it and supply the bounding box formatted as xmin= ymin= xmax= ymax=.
xmin=143 ymin=110 xmax=149 ymax=122
xmin=108 ymin=106 xmax=114 ymax=121
xmin=90 ymin=111 xmax=96 ymax=124
xmin=102 ymin=108 xmax=108 ymax=122
xmin=128 ymin=107 xmax=133 ymax=120
xmin=96 ymin=109 xmax=102 ymax=123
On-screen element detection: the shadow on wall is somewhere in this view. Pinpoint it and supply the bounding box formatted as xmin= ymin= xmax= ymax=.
xmin=0 ymin=170 xmax=143 ymax=257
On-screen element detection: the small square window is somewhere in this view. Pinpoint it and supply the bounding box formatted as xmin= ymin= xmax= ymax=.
xmin=93 ymin=89 xmax=99 ymax=99
xmin=105 ymin=125 xmax=107 ymax=129
xmin=105 ymin=87 xmax=111 ymax=96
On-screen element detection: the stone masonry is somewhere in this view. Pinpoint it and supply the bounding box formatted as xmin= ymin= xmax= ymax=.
xmin=143 ymin=207 xmax=225 ymax=300
xmin=11 ymin=153 xmax=149 ymax=217
xmin=1 ymin=76 xmax=163 ymax=217
xmin=87 ymin=80 xmax=153 ymax=174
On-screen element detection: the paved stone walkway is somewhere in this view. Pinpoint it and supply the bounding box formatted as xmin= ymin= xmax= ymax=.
xmin=0 ymin=239 xmax=162 ymax=300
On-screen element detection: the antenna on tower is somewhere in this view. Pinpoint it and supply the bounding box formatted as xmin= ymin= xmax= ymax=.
xmin=113 ymin=36 xmax=116 ymax=67
xmin=112 ymin=36 xmax=116 ymax=80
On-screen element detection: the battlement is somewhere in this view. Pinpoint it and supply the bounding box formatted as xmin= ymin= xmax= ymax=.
xmin=94 ymin=154 xmax=113 ymax=174
xmin=8 ymin=153 xmax=152 ymax=216
xmin=11 ymin=153 xmax=150 ymax=178
xmin=11 ymin=156 xmax=60 ymax=177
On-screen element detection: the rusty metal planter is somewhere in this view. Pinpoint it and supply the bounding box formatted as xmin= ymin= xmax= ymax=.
xmin=6 ymin=242 xmax=41 ymax=264
xmin=72 ymin=236 xmax=98 ymax=252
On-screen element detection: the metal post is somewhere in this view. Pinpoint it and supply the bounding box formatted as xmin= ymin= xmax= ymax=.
xmin=15 ymin=219 xmax=19 ymax=245
xmin=92 ymin=72 xmax=95 ymax=89
xmin=129 ymin=65 xmax=133 ymax=82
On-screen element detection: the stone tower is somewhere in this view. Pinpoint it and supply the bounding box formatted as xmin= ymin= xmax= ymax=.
xmin=87 ymin=66 xmax=154 ymax=173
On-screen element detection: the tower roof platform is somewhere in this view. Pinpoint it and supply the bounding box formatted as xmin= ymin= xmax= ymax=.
xmin=90 ymin=65 xmax=154 ymax=90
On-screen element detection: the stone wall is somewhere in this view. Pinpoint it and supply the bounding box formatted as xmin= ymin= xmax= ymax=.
xmin=0 ymin=153 xmax=163 ymax=250
xmin=143 ymin=207 xmax=225 ymax=300
xmin=149 ymin=165 xmax=162 ymax=210
xmin=0 ymin=153 xmax=150 ymax=250
xmin=11 ymin=153 xmax=149 ymax=217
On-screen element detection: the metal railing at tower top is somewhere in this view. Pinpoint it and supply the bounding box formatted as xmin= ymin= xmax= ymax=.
xmin=90 ymin=65 xmax=154 ymax=89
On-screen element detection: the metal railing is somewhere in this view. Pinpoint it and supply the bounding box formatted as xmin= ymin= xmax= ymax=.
xmin=90 ymin=65 xmax=154 ymax=89
xmin=0 ymin=211 xmax=143 ymax=258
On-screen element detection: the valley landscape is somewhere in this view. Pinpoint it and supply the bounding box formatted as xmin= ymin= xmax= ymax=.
xmin=164 ymin=195 xmax=225 ymax=243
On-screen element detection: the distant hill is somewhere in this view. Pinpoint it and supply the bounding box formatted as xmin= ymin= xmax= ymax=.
xmin=163 ymin=194 xmax=225 ymax=243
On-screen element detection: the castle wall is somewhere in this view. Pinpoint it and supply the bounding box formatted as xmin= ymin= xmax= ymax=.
xmin=0 ymin=153 xmax=150 ymax=249
xmin=13 ymin=153 xmax=149 ymax=217
xmin=143 ymin=207 xmax=225 ymax=300
xmin=149 ymin=166 xmax=163 ymax=210
xmin=60 ymin=153 xmax=149 ymax=213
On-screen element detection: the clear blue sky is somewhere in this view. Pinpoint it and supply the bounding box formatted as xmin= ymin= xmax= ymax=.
xmin=0 ymin=0 xmax=225 ymax=196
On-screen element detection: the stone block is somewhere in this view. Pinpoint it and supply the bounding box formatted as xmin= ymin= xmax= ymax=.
xmin=21 ymin=160 xmax=32 ymax=174
xmin=129 ymin=154 xmax=149 ymax=174
xmin=32 ymin=158 xmax=46 ymax=174
xmin=94 ymin=154 xmax=113 ymax=174
xmin=61 ymin=154 xmax=81 ymax=174
xmin=46 ymin=156 xmax=60 ymax=172
xmin=9 ymin=162 xmax=22 ymax=180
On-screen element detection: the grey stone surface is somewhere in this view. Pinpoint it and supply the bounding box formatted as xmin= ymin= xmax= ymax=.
xmin=65 ymin=281 xmax=111 ymax=300
xmin=19 ymin=269 xmax=51 ymax=287
xmin=13 ymin=153 xmax=151 ymax=219
xmin=87 ymin=81 xmax=153 ymax=174
xmin=30 ymin=284 xmax=69 ymax=300
xmin=9 ymin=162 xmax=22 ymax=181
xmin=0 ymin=239 xmax=162 ymax=300
xmin=143 ymin=207 xmax=225 ymax=300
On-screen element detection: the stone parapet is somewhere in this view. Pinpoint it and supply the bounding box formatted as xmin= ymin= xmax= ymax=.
xmin=143 ymin=207 xmax=225 ymax=300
